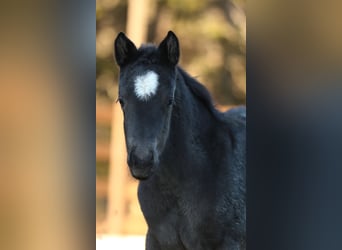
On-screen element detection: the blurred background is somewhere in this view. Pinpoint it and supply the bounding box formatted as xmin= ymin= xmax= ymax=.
xmin=96 ymin=0 xmax=246 ymax=246
xmin=2 ymin=0 xmax=342 ymax=249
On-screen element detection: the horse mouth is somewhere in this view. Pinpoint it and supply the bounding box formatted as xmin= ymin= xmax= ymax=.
xmin=130 ymin=166 xmax=154 ymax=180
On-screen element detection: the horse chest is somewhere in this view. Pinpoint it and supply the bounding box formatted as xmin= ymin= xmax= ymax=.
xmin=138 ymin=182 xmax=214 ymax=248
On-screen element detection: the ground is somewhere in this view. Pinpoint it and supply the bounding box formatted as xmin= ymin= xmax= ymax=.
xmin=96 ymin=235 xmax=145 ymax=250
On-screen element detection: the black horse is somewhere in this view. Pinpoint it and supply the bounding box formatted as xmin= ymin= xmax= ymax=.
xmin=114 ymin=31 xmax=245 ymax=250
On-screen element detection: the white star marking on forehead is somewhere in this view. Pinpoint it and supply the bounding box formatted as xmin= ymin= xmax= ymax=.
xmin=134 ymin=71 xmax=159 ymax=101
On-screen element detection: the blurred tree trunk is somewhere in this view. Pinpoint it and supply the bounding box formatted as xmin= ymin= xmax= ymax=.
xmin=107 ymin=0 xmax=150 ymax=235
xmin=127 ymin=0 xmax=151 ymax=45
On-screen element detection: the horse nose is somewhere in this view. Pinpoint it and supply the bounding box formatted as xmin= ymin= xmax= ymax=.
xmin=128 ymin=147 xmax=154 ymax=167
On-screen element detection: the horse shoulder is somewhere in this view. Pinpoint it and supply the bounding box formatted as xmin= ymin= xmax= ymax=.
xmin=138 ymin=179 xmax=184 ymax=248
xmin=225 ymin=106 xmax=246 ymax=121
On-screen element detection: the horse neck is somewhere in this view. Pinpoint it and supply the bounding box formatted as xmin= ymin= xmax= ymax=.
xmin=175 ymin=77 xmax=212 ymax=134
xmin=159 ymin=69 xmax=220 ymax=176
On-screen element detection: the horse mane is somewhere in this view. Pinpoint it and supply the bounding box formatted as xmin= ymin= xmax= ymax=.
xmin=176 ymin=67 xmax=225 ymax=122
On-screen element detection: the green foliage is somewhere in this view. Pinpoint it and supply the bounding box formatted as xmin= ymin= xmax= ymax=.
xmin=167 ymin=0 xmax=207 ymax=15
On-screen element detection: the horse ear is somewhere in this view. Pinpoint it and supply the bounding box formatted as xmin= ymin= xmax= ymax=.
xmin=114 ymin=32 xmax=138 ymax=67
xmin=158 ymin=31 xmax=179 ymax=66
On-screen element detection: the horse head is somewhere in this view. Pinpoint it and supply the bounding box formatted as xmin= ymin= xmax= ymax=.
xmin=114 ymin=31 xmax=179 ymax=180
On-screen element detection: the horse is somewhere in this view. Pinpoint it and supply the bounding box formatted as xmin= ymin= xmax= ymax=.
xmin=114 ymin=31 xmax=246 ymax=250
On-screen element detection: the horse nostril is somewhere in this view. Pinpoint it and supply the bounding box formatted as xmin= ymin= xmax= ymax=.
xmin=129 ymin=148 xmax=154 ymax=167
xmin=128 ymin=147 xmax=136 ymax=165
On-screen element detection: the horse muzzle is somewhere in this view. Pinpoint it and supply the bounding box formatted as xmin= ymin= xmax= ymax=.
xmin=127 ymin=147 xmax=157 ymax=180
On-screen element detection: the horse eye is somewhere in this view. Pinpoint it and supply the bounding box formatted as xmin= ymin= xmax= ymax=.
xmin=117 ymin=98 xmax=125 ymax=107
xmin=168 ymin=98 xmax=174 ymax=106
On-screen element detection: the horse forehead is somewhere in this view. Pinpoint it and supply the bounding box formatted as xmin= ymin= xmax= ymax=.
xmin=133 ymin=70 xmax=159 ymax=101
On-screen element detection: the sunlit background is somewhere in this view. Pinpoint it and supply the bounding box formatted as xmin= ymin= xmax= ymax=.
xmin=96 ymin=0 xmax=246 ymax=248
xmin=1 ymin=0 xmax=342 ymax=249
